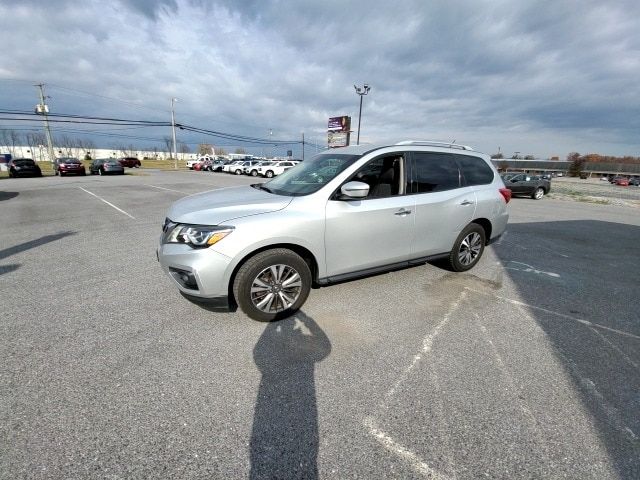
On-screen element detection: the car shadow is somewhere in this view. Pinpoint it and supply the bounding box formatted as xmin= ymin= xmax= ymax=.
xmin=0 ymin=191 xmax=19 ymax=201
xmin=494 ymin=220 xmax=640 ymax=477
xmin=0 ymin=231 xmax=77 ymax=261
xmin=250 ymin=311 xmax=331 ymax=479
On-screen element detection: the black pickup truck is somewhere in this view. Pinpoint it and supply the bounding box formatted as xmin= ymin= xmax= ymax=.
xmin=501 ymin=173 xmax=551 ymax=200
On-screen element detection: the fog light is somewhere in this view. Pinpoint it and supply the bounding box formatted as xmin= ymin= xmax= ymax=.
xmin=169 ymin=267 xmax=199 ymax=290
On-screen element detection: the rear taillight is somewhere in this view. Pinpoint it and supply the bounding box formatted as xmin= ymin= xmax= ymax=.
xmin=499 ymin=188 xmax=512 ymax=204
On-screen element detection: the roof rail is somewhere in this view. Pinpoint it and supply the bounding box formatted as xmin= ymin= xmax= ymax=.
xmin=395 ymin=140 xmax=472 ymax=151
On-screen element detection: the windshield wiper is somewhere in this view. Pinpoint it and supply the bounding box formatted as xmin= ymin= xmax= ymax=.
xmin=252 ymin=183 xmax=272 ymax=193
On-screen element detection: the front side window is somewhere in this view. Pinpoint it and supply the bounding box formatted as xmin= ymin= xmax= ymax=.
xmin=349 ymin=154 xmax=406 ymax=199
xmin=412 ymin=152 xmax=460 ymax=193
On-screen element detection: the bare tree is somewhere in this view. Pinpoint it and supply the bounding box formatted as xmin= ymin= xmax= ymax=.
xmin=179 ymin=141 xmax=190 ymax=160
xmin=163 ymin=136 xmax=173 ymax=159
xmin=0 ymin=129 xmax=22 ymax=156
xmin=234 ymin=147 xmax=247 ymax=154
xmin=25 ymin=132 xmax=46 ymax=160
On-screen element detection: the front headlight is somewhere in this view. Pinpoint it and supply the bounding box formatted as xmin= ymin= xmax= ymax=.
xmin=163 ymin=223 xmax=234 ymax=248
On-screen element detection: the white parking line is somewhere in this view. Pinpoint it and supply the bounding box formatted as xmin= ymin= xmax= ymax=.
xmin=364 ymin=416 xmax=450 ymax=479
xmin=465 ymin=287 xmax=640 ymax=340
xmin=361 ymin=291 xmax=466 ymax=478
xmin=387 ymin=291 xmax=467 ymax=399
xmin=147 ymin=184 xmax=188 ymax=194
xmin=78 ymin=187 xmax=136 ymax=219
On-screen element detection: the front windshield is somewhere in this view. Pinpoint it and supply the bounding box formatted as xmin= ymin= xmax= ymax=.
xmin=261 ymin=153 xmax=361 ymax=196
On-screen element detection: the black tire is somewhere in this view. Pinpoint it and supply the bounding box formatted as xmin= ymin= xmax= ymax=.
xmin=60 ymin=172 xmax=65 ymax=177
xmin=448 ymin=223 xmax=486 ymax=272
xmin=98 ymin=168 xmax=103 ymax=176
xmin=250 ymin=170 xmax=258 ymax=177
xmin=265 ymin=170 xmax=274 ymax=178
xmin=532 ymin=187 xmax=544 ymax=200
xmin=55 ymin=170 xmax=59 ymax=176
xmin=233 ymin=249 xmax=312 ymax=322
xmin=235 ymin=169 xmax=242 ymax=175
xmin=9 ymin=169 xmax=14 ymax=178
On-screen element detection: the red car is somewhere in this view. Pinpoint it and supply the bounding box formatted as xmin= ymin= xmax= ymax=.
xmin=614 ymin=177 xmax=629 ymax=186
xmin=55 ymin=157 xmax=86 ymax=176
xmin=118 ymin=157 xmax=141 ymax=168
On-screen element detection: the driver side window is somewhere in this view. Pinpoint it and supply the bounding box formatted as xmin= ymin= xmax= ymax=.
xmin=353 ymin=154 xmax=406 ymax=199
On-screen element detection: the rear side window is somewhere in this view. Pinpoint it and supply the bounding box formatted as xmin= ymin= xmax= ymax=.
xmin=412 ymin=152 xmax=460 ymax=193
xmin=456 ymin=154 xmax=494 ymax=186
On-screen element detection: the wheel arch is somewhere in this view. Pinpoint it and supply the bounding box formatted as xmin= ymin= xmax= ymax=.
xmin=471 ymin=218 xmax=492 ymax=245
xmin=227 ymin=243 xmax=320 ymax=305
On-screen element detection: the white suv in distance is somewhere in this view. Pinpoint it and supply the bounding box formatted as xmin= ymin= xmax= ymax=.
xmin=158 ymin=141 xmax=510 ymax=322
xmin=256 ymin=161 xmax=297 ymax=178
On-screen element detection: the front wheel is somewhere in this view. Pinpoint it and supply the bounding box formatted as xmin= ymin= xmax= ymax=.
xmin=532 ymin=187 xmax=545 ymax=200
xmin=98 ymin=168 xmax=103 ymax=176
xmin=233 ymin=249 xmax=312 ymax=322
xmin=250 ymin=170 xmax=258 ymax=177
xmin=448 ymin=223 xmax=486 ymax=272
xmin=265 ymin=170 xmax=274 ymax=178
xmin=235 ymin=169 xmax=242 ymax=175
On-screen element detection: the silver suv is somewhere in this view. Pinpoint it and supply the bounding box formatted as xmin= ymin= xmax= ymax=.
xmin=158 ymin=141 xmax=510 ymax=321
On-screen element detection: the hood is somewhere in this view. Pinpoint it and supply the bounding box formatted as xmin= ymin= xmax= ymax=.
xmin=167 ymin=185 xmax=292 ymax=225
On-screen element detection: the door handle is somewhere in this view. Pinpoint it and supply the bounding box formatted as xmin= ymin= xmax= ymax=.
xmin=460 ymin=200 xmax=474 ymax=206
xmin=394 ymin=208 xmax=412 ymax=216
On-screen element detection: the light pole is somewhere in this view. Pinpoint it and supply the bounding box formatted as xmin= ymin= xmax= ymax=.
xmin=171 ymin=98 xmax=178 ymax=169
xmin=354 ymin=83 xmax=371 ymax=145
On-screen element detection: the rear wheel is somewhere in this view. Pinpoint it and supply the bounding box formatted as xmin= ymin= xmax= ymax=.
xmin=251 ymin=170 xmax=258 ymax=177
xmin=233 ymin=249 xmax=312 ymax=322
xmin=532 ymin=187 xmax=544 ymax=200
xmin=235 ymin=169 xmax=242 ymax=175
xmin=98 ymin=168 xmax=103 ymax=176
xmin=265 ymin=170 xmax=274 ymax=178
xmin=448 ymin=223 xmax=486 ymax=272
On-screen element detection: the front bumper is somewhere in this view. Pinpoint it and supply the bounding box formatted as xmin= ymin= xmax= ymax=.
xmin=157 ymin=243 xmax=234 ymax=298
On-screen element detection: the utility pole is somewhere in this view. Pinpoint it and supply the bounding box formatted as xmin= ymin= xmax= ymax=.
xmin=301 ymin=132 xmax=305 ymax=161
xmin=34 ymin=84 xmax=56 ymax=164
xmin=171 ymin=98 xmax=178 ymax=169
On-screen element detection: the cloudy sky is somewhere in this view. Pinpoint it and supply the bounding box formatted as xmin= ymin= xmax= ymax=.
xmin=1 ymin=0 xmax=639 ymax=158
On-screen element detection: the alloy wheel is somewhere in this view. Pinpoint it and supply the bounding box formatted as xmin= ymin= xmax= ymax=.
xmin=250 ymin=264 xmax=303 ymax=313
xmin=458 ymin=232 xmax=482 ymax=266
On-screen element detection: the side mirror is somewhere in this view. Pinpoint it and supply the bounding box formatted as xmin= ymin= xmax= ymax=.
xmin=340 ymin=181 xmax=369 ymax=199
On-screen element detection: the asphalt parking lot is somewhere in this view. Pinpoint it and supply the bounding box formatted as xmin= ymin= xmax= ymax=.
xmin=1 ymin=170 xmax=639 ymax=479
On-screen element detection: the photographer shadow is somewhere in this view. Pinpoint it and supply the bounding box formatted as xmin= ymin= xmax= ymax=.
xmin=250 ymin=311 xmax=331 ymax=479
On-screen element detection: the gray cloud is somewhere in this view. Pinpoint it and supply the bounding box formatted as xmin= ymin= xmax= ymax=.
xmin=0 ymin=0 xmax=639 ymax=157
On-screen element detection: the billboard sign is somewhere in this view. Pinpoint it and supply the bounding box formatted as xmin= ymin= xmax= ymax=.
xmin=327 ymin=115 xmax=351 ymax=148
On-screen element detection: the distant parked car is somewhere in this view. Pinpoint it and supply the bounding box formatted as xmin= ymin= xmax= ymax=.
xmin=55 ymin=157 xmax=86 ymax=176
xmin=89 ymin=158 xmax=124 ymax=175
xmin=614 ymin=177 xmax=629 ymax=186
xmin=629 ymin=177 xmax=640 ymax=186
xmin=256 ymin=161 xmax=297 ymax=178
xmin=501 ymin=173 xmax=550 ymax=199
xmin=7 ymin=158 xmax=42 ymax=178
xmin=118 ymin=157 xmax=141 ymax=168
xmin=208 ymin=159 xmax=225 ymax=171
xmin=222 ymin=160 xmax=245 ymax=173
xmin=245 ymin=161 xmax=268 ymax=176
xmin=186 ymin=159 xmax=201 ymax=169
